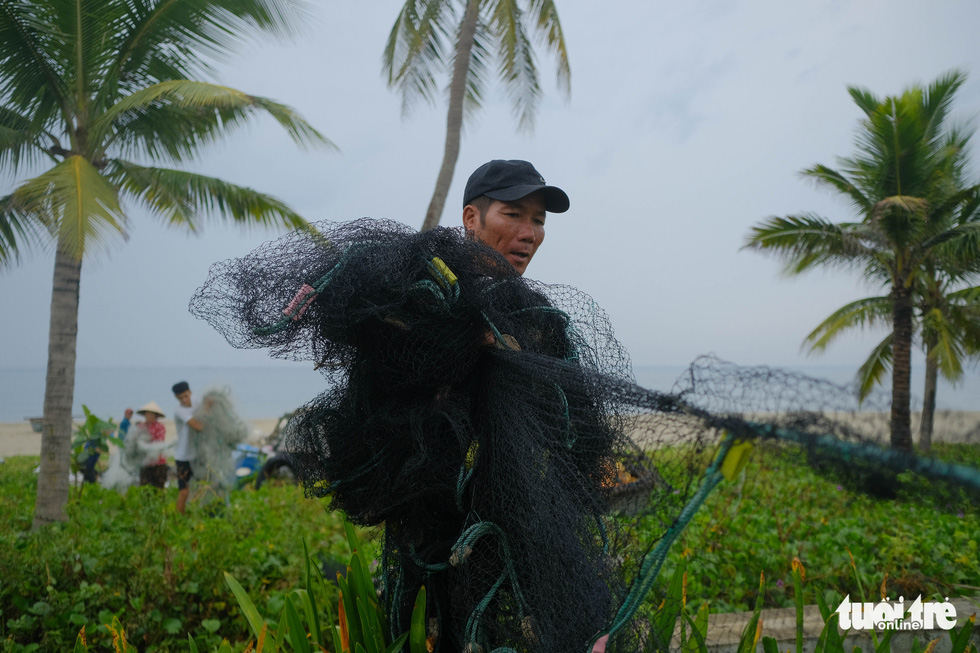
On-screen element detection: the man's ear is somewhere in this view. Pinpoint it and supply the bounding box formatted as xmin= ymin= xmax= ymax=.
xmin=462 ymin=204 xmax=480 ymax=233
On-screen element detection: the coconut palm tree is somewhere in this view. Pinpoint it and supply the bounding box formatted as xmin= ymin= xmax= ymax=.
xmin=744 ymin=70 xmax=980 ymax=453
xmin=802 ymin=280 xmax=980 ymax=454
xmin=0 ymin=0 xmax=333 ymax=527
xmin=383 ymin=0 xmax=570 ymax=230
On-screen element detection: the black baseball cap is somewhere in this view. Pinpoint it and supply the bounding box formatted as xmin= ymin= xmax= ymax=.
xmin=463 ymin=160 xmax=570 ymax=213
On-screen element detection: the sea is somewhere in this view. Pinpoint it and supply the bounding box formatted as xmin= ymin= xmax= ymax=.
xmin=2 ymin=363 xmax=978 ymax=423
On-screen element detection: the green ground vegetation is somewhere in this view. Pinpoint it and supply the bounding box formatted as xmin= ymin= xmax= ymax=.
xmin=1 ymin=442 xmax=978 ymax=650
xmin=649 ymin=441 xmax=980 ymax=614
xmin=0 ymin=457 xmax=355 ymax=652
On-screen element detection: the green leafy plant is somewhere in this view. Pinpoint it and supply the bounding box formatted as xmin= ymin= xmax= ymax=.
xmin=69 ymin=405 xmax=119 ymax=483
xmin=224 ymin=516 xmax=428 ymax=653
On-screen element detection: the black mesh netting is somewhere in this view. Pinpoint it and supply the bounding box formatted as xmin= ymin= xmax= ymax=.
xmin=189 ymin=219 xmax=980 ymax=653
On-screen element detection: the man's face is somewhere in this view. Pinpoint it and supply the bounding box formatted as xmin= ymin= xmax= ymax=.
xmin=176 ymin=390 xmax=193 ymax=407
xmin=463 ymin=192 xmax=546 ymax=275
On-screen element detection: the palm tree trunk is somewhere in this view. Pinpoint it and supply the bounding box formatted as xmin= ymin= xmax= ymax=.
xmin=919 ymin=341 xmax=938 ymax=455
xmin=420 ymin=0 xmax=480 ymax=232
xmin=890 ymin=284 xmax=914 ymax=452
xmin=32 ymin=240 xmax=81 ymax=528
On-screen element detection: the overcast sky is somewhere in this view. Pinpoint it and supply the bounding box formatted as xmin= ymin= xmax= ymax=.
xmin=2 ymin=0 xmax=979 ymax=392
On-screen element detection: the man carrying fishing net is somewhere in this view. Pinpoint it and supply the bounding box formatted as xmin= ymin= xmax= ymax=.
xmin=190 ymin=157 xmax=658 ymax=651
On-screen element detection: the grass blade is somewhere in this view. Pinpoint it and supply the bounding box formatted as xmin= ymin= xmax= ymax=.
xmin=303 ymin=539 xmax=323 ymax=646
xmin=355 ymin=596 xmax=381 ymax=653
xmin=225 ymin=572 xmax=269 ymax=649
xmin=384 ymin=632 xmax=411 ymax=653
xmin=652 ymin=556 xmax=687 ymax=650
xmin=410 ymin=585 xmax=427 ymax=653
xmin=285 ymin=594 xmax=313 ymax=653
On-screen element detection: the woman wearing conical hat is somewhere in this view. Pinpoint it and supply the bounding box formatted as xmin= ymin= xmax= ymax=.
xmin=135 ymin=402 xmax=168 ymax=488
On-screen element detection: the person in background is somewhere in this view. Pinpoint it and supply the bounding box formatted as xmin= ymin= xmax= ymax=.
xmin=118 ymin=407 xmax=133 ymax=440
xmin=172 ymin=381 xmax=204 ymax=514
xmin=81 ymin=439 xmax=102 ymax=484
xmin=134 ymin=402 xmax=168 ymax=488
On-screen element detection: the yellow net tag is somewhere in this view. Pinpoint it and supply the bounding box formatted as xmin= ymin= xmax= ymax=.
xmin=465 ymin=441 xmax=479 ymax=470
xmin=720 ymin=436 xmax=754 ymax=481
xmin=430 ymin=256 xmax=458 ymax=287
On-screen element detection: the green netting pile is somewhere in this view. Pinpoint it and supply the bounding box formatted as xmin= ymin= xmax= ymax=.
xmin=189 ymin=218 xmax=980 ymax=653
xmin=100 ymin=426 xmax=174 ymax=492
xmin=186 ymin=388 xmax=251 ymax=501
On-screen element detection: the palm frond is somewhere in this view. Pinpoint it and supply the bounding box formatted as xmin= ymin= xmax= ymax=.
xmin=945 ymin=285 xmax=980 ymax=305
xmin=0 ymin=191 xmax=54 ymax=268
xmin=803 ymin=296 xmax=892 ymax=352
xmin=461 ymin=23 xmax=492 ymax=121
xmin=490 ymin=0 xmax=540 ymax=131
xmin=92 ymin=80 xmax=334 ymax=158
xmin=382 ymin=0 xmax=455 ymax=116
xmin=846 ymin=85 xmax=881 ymax=119
xmin=112 ymin=0 xmax=307 ymax=81
xmin=922 ymin=307 xmax=965 ymax=380
xmin=108 ymin=160 xmax=308 ymax=232
xmin=742 ymin=213 xmax=873 ymax=274
xmin=949 ymin=295 xmax=980 ymax=354
xmin=11 ymin=156 xmax=127 ymax=260
xmin=855 ymin=333 xmax=893 ymax=402
xmin=801 ymin=163 xmax=872 ymax=215
xmin=0 ymin=0 xmax=71 ymax=121
xmin=0 ymin=105 xmax=43 ymax=170
xmin=919 ymin=70 xmax=967 ymax=145
xmin=920 ymin=221 xmax=980 ymax=264
xmin=526 ymin=0 xmax=570 ymax=97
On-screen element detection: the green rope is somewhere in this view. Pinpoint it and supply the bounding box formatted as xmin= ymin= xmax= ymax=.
xmin=596 ymin=513 xmax=610 ymax=556
xmin=588 ymin=433 xmax=737 ymax=648
xmin=752 ymin=422 xmax=980 ymax=492
xmin=553 ymin=383 xmax=573 ymax=447
xmin=480 ymin=311 xmax=514 ymax=350
xmin=452 ymin=521 xmax=531 ymax=649
xmin=309 ymin=447 xmax=388 ymax=498
xmin=457 ymin=462 xmax=476 ymax=512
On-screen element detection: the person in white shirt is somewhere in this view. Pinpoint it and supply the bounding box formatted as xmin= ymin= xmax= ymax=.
xmin=172 ymin=380 xmax=203 ymax=514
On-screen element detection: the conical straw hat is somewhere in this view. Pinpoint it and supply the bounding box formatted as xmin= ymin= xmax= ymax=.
xmin=136 ymin=401 xmax=165 ymax=418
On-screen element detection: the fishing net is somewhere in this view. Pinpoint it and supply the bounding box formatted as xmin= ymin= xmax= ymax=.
xmin=100 ymin=425 xmax=174 ymax=492
xmin=189 ymin=219 xmax=980 ymax=653
xmin=186 ymin=388 xmax=251 ymax=502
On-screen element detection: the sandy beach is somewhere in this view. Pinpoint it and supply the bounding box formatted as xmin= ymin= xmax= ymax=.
xmin=0 ymin=418 xmax=284 ymax=458
xmin=2 ymin=412 xmax=978 ymax=458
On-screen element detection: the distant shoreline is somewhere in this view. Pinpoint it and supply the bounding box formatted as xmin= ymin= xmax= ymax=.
xmin=2 ymin=364 xmax=979 ymax=422
xmin=3 ymin=411 xmax=977 ymax=458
